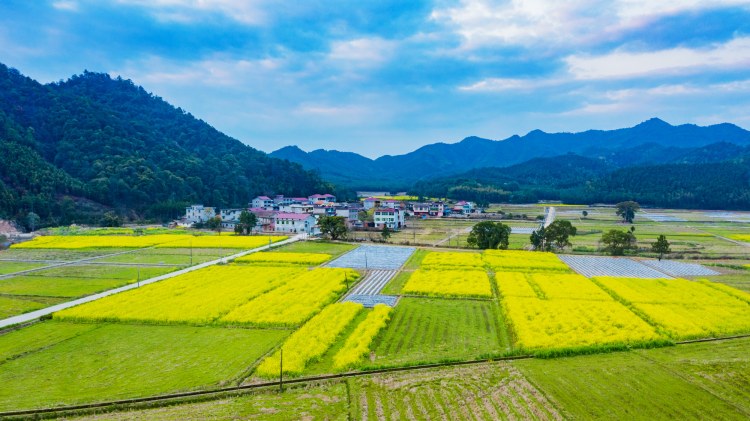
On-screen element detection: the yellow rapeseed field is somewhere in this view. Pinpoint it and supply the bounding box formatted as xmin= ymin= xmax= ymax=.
xmin=595 ymin=277 xmax=750 ymax=339
xmin=482 ymin=250 xmax=571 ymax=273
xmin=503 ymin=297 xmax=660 ymax=350
xmin=14 ymin=234 xmax=287 ymax=249
xmin=421 ymin=252 xmax=485 ymax=269
xmin=403 ymin=269 xmax=492 ymax=298
xmin=255 ymin=302 xmax=363 ymax=377
xmin=333 ymin=304 xmax=392 ymax=371
xmin=220 ymin=267 xmax=360 ymax=327
xmin=497 ymin=271 xmax=660 ymax=351
xmin=54 ymin=265 xmax=305 ymax=324
xmin=234 ymin=252 xmax=331 ymax=266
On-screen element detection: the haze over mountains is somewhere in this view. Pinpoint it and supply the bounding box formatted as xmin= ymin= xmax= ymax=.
xmin=271 ymin=120 xmax=750 ymax=189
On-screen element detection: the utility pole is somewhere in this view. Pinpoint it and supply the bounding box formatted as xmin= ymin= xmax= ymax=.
xmin=279 ymin=348 xmax=284 ymax=393
xmin=137 ymin=266 xmax=141 ymax=287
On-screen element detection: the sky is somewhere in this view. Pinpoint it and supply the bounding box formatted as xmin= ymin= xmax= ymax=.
xmin=1 ymin=1 xmax=750 ymax=158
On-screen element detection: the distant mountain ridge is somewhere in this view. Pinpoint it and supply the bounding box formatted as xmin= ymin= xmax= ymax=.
xmin=271 ymin=118 xmax=750 ymax=188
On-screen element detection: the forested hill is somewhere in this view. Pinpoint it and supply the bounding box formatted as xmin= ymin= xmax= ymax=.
xmin=412 ymin=151 xmax=750 ymax=210
xmin=0 ymin=64 xmax=331 ymax=226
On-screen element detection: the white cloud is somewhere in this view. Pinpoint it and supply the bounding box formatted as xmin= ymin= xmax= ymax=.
xmin=327 ymin=37 xmax=396 ymax=67
xmin=52 ymin=1 xmax=79 ymax=11
xmin=431 ymin=0 xmax=750 ymax=50
xmin=116 ymin=0 xmax=268 ymax=25
xmin=458 ymin=77 xmax=564 ymax=92
xmin=566 ymin=37 xmax=750 ymax=79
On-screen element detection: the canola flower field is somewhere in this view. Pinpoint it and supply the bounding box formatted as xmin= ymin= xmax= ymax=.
xmin=12 ymin=234 xmax=287 ymax=249
xmin=403 ymin=269 xmax=492 ymax=298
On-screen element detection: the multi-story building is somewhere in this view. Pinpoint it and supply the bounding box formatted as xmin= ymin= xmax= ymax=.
xmin=184 ymin=205 xmax=216 ymax=223
xmin=251 ymin=196 xmax=274 ymax=209
xmin=373 ymin=208 xmax=405 ymax=230
xmin=273 ymin=213 xmax=319 ymax=235
xmin=308 ymin=194 xmax=336 ymax=204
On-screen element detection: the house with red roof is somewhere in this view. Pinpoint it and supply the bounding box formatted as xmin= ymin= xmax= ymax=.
xmin=273 ymin=212 xmax=319 ymax=235
xmin=251 ymin=196 xmax=274 ymax=209
xmin=373 ymin=207 xmax=405 ymax=230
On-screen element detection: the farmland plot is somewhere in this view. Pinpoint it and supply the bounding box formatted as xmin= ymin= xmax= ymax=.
xmin=55 ymin=265 xmax=305 ymax=325
xmin=403 ymin=269 xmax=492 ymax=298
xmin=483 ymin=250 xmax=571 ymax=273
xmin=559 ymin=255 xmax=672 ymax=278
xmin=352 ymin=362 xmax=563 ymax=420
xmin=326 ymin=245 xmax=415 ymax=270
xmin=420 ymin=251 xmax=484 ymax=269
xmin=594 ymin=277 xmax=750 ymax=339
xmin=496 ymin=272 xmax=661 ymax=352
xmin=0 ymin=323 xmax=288 ymax=411
xmin=640 ymin=259 xmax=719 ymax=277
xmin=234 ymin=252 xmax=331 ymax=266
xmin=372 ymin=298 xmax=507 ymax=366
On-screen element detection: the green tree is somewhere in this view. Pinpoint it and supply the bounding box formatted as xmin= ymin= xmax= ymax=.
xmin=205 ymin=215 xmax=222 ymax=233
xmin=467 ymin=221 xmax=511 ymax=249
xmin=530 ymin=226 xmax=546 ymax=250
xmin=651 ymin=234 xmax=671 ymax=260
xmin=100 ymin=211 xmax=121 ymax=227
xmin=26 ymin=212 xmax=40 ymax=232
xmin=234 ymin=210 xmax=257 ymax=235
xmin=601 ymin=229 xmax=635 ymax=256
xmin=544 ymin=220 xmax=577 ymax=250
xmin=615 ymin=201 xmax=640 ymax=223
xmin=381 ymin=225 xmax=392 ymax=242
xmin=319 ymin=215 xmax=348 ymax=240
xmin=582 ymin=210 xmax=588 ymax=219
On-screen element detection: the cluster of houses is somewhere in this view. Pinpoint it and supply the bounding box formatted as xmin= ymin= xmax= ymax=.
xmin=181 ymin=194 xmax=477 ymax=236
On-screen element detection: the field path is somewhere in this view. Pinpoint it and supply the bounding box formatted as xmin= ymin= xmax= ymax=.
xmin=433 ymin=226 xmax=472 ymax=247
xmin=688 ymin=226 xmax=750 ymax=248
xmin=0 ymin=235 xmax=302 ymax=329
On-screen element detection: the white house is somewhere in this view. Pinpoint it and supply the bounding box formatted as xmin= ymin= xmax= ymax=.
xmin=308 ymin=194 xmax=336 ymax=204
xmin=373 ymin=208 xmax=405 ymax=230
xmin=185 ymin=205 xmax=216 ymax=223
xmin=220 ymin=208 xmax=244 ymax=221
xmin=251 ymin=196 xmax=274 ymax=209
xmin=274 ymin=213 xmax=319 ymax=235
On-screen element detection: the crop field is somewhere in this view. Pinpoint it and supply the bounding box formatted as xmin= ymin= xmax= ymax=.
xmin=351 ymin=362 xmax=563 ymax=420
xmin=55 ymin=265 xmax=306 ymax=325
xmin=0 ymin=322 xmax=288 ymax=411
xmin=403 ymin=269 xmax=492 ymax=298
xmin=483 ymin=249 xmax=572 ymax=273
xmin=496 ymin=272 xmax=661 ymax=352
xmin=255 ymin=302 xmax=363 ymax=377
xmin=594 ymin=277 xmax=750 ymax=339
xmin=327 ymin=245 xmax=415 ymax=270
xmin=420 ymin=251 xmax=484 ymax=268
xmin=220 ymin=267 xmax=360 ymax=327
xmin=0 ymin=262 xmax=46 ymax=275
xmin=234 ymin=251 xmax=331 ymax=266
xmin=12 ymin=234 xmax=286 ymax=249
xmin=371 ymin=298 xmax=509 ymax=366
xmin=267 ymin=240 xmax=356 ymax=258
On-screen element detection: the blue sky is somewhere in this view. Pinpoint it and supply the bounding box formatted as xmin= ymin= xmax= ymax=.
xmin=2 ymin=1 xmax=750 ymax=158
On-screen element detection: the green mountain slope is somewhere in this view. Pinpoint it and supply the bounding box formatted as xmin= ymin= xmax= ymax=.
xmin=0 ymin=64 xmax=330 ymax=226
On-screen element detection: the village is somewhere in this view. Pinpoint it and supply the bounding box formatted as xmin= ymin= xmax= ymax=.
xmin=181 ymin=194 xmax=477 ymax=236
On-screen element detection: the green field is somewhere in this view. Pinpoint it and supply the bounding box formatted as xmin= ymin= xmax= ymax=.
xmin=371 ymin=298 xmax=509 ymax=366
xmin=56 ymin=337 xmax=750 ymax=420
xmin=0 ymin=322 xmax=288 ymax=411
xmin=0 ymin=262 xmax=47 ymax=275
xmin=0 ymin=295 xmax=65 ymax=319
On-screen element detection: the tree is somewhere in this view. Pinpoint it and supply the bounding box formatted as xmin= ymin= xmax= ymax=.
xmin=26 ymin=212 xmax=40 ymax=232
xmin=582 ymin=210 xmax=588 ymax=219
xmin=651 ymin=234 xmax=671 ymax=260
xmin=100 ymin=211 xmax=121 ymax=227
xmin=530 ymin=227 xmax=546 ymax=250
xmin=205 ymin=215 xmax=222 ymax=233
xmin=319 ymin=215 xmax=348 ymax=240
xmin=234 ymin=210 xmax=257 ymax=235
xmin=530 ymin=220 xmax=577 ymax=251
xmin=381 ymin=225 xmax=392 ymax=242
xmin=615 ymin=201 xmax=640 ymax=223
xmin=601 ymin=229 xmax=636 ymax=256
xmin=467 ymin=221 xmax=511 ymax=249
xmin=544 ymin=220 xmax=577 ymax=250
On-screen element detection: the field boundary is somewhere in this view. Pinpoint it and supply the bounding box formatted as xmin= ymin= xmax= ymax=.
xmin=1 ymin=332 xmax=749 ymax=418
xmin=0 ymin=235 xmax=302 ymax=329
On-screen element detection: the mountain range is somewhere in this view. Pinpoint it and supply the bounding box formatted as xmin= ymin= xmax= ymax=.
xmin=0 ymin=63 xmax=330 ymax=227
xmin=271 ymin=119 xmax=750 ymax=189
